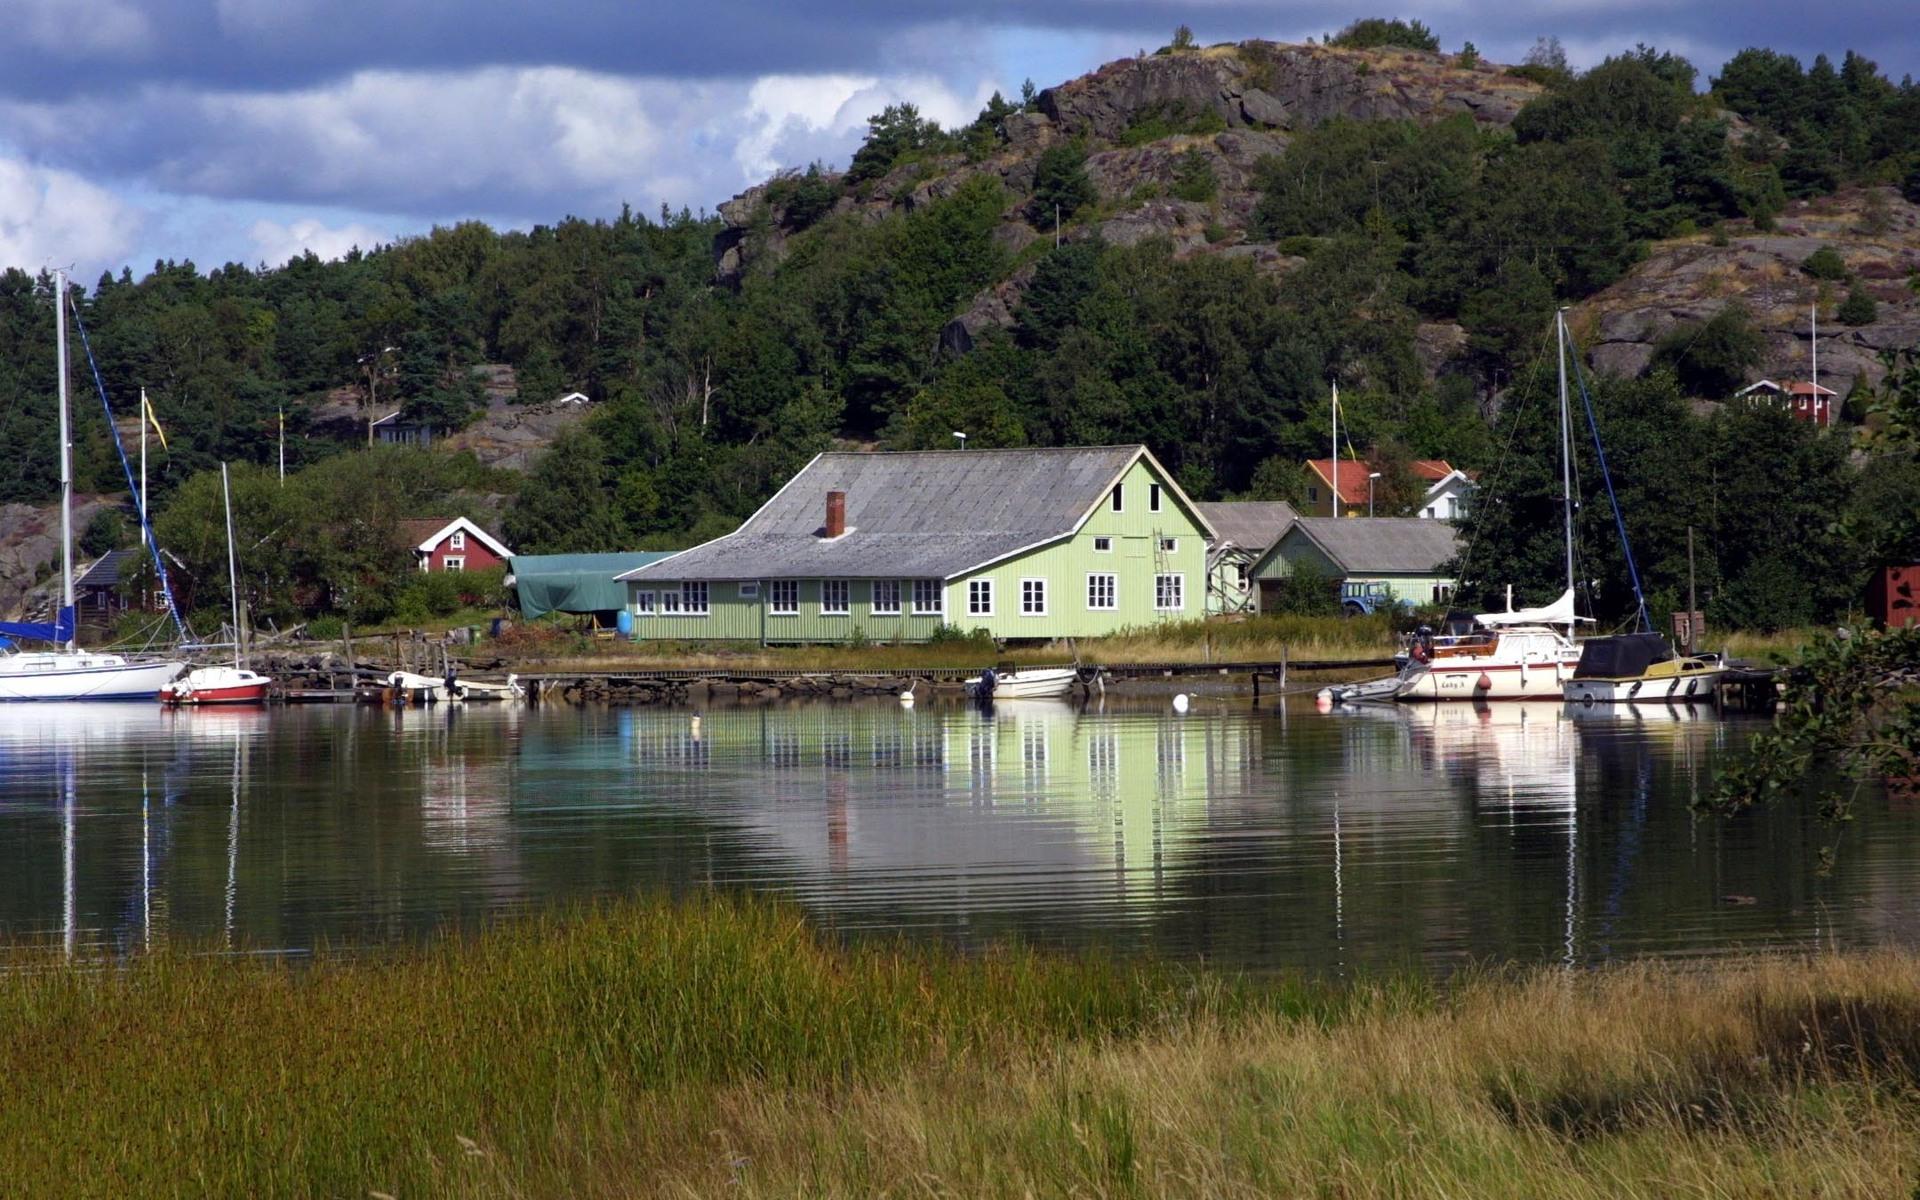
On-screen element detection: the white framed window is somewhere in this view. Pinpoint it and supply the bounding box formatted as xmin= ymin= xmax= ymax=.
xmin=1433 ymin=583 xmax=1454 ymax=604
xmin=1020 ymin=578 xmax=1047 ymax=616
xmin=635 ymin=590 xmax=657 ymax=616
xmin=1110 ymin=484 xmax=1123 ymax=512
xmin=770 ymin=579 xmax=799 ymax=615
xmin=1158 ymin=537 xmax=1177 ymax=553
xmin=1149 ymin=483 xmax=1162 ymax=513
xmin=449 ymin=530 xmax=466 ymax=551
xmin=1154 ymin=573 xmax=1184 ymax=611
xmin=682 ymin=581 xmax=709 ymax=615
xmin=912 ymin=579 xmax=942 ymax=615
xmin=1093 ymin=536 xmax=1112 ymax=553
xmin=661 ymin=588 xmax=684 ymax=615
xmin=822 ymin=579 xmax=850 ymax=615
xmin=738 ymin=582 xmax=759 ymax=599
xmin=442 ymin=556 xmax=465 ymax=572
xmin=1087 ymin=573 xmax=1117 ymax=610
xmin=968 ymin=579 xmax=993 ymax=616
xmin=871 ymin=580 xmax=901 ymax=615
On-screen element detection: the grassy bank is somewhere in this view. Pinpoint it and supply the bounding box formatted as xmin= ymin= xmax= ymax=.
xmin=6 ymin=897 xmax=1919 ymax=1197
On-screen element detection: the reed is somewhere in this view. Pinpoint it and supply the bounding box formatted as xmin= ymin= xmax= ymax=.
xmin=8 ymin=897 xmax=1916 ymax=1197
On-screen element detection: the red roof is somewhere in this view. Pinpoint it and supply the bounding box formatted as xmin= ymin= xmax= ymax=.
xmin=1784 ymin=380 xmax=1838 ymax=398
xmin=1305 ymin=459 xmax=1455 ymax=506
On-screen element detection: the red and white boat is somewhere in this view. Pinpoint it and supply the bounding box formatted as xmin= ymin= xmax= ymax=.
xmin=160 ymin=665 xmax=271 ymax=706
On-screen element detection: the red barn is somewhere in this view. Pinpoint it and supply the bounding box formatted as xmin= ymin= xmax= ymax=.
xmin=1868 ymin=564 xmax=1920 ymax=629
xmin=398 ymin=517 xmax=512 ymax=573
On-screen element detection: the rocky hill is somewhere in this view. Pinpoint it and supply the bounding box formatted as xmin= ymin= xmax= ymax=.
xmin=717 ymin=36 xmax=1917 ymax=397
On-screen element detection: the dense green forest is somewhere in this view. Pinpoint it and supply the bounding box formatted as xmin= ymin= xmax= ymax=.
xmin=3 ymin=26 xmax=1918 ymax=630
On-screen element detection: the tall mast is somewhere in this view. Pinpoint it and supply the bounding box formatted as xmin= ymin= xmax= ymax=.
xmin=222 ymin=462 xmax=242 ymax=670
xmin=1810 ymin=302 xmax=1818 ymax=395
xmin=1330 ymin=381 xmax=1339 ymax=519
xmin=55 ymin=268 xmax=74 ymax=650
xmin=1556 ymin=308 xmax=1575 ymax=603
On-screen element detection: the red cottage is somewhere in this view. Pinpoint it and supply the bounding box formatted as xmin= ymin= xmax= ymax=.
xmin=1868 ymin=564 xmax=1920 ymax=630
xmin=397 ymin=517 xmax=513 ymax=573
xmin=1734 ymin=379 xmax=1837 ymax=427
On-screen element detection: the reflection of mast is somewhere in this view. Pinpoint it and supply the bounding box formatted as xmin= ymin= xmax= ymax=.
xmin=62 ymin=751 xmax=75 ymax=957
xmin=1333 ymin=791 xmax=1345 ymax=978
xmin=225 ymin=737 xmax=241 ymax=949
xmin=142 ymin=767 xmax=151 ymax=951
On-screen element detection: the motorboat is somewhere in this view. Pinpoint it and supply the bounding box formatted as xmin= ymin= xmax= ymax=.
xmin=1563 ymin=633 xmax=1724 ymax=704
xmin=160 ymin=664 xmax=272 ymax=706
xmin=451 ymin=674 xmax=525 ymax=702
xmin=970 ymin=665 xmax=1079 ymax=700
xmin=1390 ymin=589 xmax=1586 ymax=701
xmin=0 ymin=268 xmax=183 ymax=701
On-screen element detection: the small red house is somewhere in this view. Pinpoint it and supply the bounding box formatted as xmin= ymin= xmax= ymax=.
xmin=1734 ymin=379 xmax=1836 ymax=427
xmin=1869 ymin=564 xmax=1920 ymax=629
xmin=398 ymin=517 xmax=512 ymax=573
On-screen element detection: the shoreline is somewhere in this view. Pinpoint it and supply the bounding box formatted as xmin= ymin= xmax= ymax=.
xmin=4 ymin=895 xmax=1913 ymax=1197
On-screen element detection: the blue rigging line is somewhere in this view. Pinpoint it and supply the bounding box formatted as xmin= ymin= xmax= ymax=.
xmin=65 ymin=294 xmax=191 ymax=644
xmin=1565 ymin=333 xmax=1650 ymax=632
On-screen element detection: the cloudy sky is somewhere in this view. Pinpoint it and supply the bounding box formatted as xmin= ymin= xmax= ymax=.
xmin=3 ymin=0 xmax=1913 ymax=282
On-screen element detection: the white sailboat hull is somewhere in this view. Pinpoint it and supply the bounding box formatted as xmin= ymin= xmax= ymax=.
xmin=0 ymin=655 xmax=184 ymax=702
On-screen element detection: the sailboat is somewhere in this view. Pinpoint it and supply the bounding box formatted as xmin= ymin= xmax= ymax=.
xmin=1380 ymin=309 xmax=1591 ymax=702
xmin=161 ymin=464 xmax=272 ymax=706
xmin=0 ymin=270 xmax=184 ymax=702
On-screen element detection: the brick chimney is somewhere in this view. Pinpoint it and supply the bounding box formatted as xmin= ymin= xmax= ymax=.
xmin=824 ymin=490 xmax=846 ymax=538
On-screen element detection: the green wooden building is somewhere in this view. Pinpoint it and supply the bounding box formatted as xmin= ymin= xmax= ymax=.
xmin=617 ymin=446 xmax=1215 ymax=643
xmin=1247 ymin=517 xmax=1461 ymax=614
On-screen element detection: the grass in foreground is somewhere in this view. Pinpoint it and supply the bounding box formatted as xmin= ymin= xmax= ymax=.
xmin=4 ymin=896 xmax=1919 ymax=1198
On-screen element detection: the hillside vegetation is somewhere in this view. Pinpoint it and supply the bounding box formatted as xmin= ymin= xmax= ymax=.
xmin=2 ymin=25 xmax=1918 ymax=629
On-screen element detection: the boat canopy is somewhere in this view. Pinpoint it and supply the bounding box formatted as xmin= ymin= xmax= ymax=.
xmin=0 ymin=606 xmax=75 ymax=646
xmin=1572 ymin=633 xmax=1674 ymax=679
xmin=1474 ymin=588 xmax=1590 ymax=629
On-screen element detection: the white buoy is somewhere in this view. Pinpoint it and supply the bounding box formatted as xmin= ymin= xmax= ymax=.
xmin=690 ymin=713 xmax=702 ymax=741
xmin=899 ymin=692 xmax=915 ymax=706
xmin=1172 ymin=693 xmax=1190 ymax=713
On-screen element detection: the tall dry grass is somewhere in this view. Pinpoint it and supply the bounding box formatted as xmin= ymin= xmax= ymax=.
xmin=2 ymin=897 xmax=1917 ymax=1197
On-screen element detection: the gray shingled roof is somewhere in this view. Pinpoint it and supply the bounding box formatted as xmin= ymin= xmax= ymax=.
xmin=1194 ymin=501 xmax=1296 ymax=552
xmin=624 ymin=446 xmax=1164 ymax=581
xmin=76 ymin=548 xmax=137 ymax=589
xmin=1284 ymin=517 xmax=1460 ymax=573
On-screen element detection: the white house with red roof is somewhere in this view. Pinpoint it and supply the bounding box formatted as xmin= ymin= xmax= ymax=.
xmin=1302 ymin=458 xmax=1473 ymax=519
xmin=1734 ymin=379 xmax=1837 ymax=427
xmin=397 ymin=517 xmax=513 ymax=573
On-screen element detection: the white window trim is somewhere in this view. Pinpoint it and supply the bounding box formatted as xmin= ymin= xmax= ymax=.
xmin=1019 ymin=577 xmax=1047 ymax=617
xmin=968 ymin=579 xmax=994 ymax=617
xmin=681 ymin=581 xmax=710 ymax=617
xmin=769 ymin=579 xmax=799 ymax=616
xmin=871 ymin=580 xmax=902 ymax=616
xmin=634 ymin=590 xmax=657 ymax=616
xmin=821 ymin=579 xmax=851 ymax=617
xmin=1158 ymin=537 xmax=1177 ymax=553
xmin=1087 ymin=572 xmax=1117 ymax=611
xmin=442 ymin=556 xmax=465 ymax=572
xmin=1092 ymin=536 xmax=1113 ymax=553
xmin=448 ymin=530 xmax=466 ymax=551
xmin=1154 ymin=572 xmax=1186 ymax=612
xmin=911 ymin=579 xmax=943 ymax=616
xmin=661 ymin=590 xmax=685 ymax=615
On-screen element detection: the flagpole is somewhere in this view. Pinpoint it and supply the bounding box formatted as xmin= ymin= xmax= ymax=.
xmin=1330 ymin=381 xmax=1340 ymax=519
xmin=278 ymin=406 xmax=285 ymax=485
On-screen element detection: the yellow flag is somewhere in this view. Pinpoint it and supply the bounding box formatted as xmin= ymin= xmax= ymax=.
xmin=143 ymin=393 xmax=168 ymax=451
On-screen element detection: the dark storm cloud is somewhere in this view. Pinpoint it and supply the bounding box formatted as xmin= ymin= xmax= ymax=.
xmin=5 ymin=0 xmax=1916 ymax=105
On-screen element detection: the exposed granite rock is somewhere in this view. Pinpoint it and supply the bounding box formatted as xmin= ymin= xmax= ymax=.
xmin=1414 ymin=322 xmax=1469 ymax=376
xmin=1573 ymin=188 xmax=1920 ymax=395
xmin=0 ymin=495 xmax=116 ymax=620
xmin=940 ymin=264 xmax=1037 ymax=355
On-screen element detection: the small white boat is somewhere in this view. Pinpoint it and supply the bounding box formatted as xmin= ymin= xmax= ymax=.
xmin=972 ymin=665 xmax=1079 ymax=700
xmin=452 ymin=674 xmax=524 ymax=702
xmin=1562 ymin=634 xmax=1724 ymax=704
xmin=160 ymin=664 xmax=271 ymax=706
xmin=385 ymin=669 xmax=451 ymax=702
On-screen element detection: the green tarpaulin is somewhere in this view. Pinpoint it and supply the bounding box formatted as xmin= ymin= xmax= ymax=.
xmin=510 ymin=552 xmax=675 ymax=618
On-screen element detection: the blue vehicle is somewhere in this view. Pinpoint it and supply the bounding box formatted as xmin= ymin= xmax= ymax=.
xmin=1339 ymin=581 xmax=1413 ymax=617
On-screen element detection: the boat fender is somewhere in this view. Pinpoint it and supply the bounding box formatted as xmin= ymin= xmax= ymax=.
xmin=1476 ymin=673 xmax=1493 ymax=691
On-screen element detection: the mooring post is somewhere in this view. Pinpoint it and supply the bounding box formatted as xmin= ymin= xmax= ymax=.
xmin=1280 ymin=645 xmax=1288 ymax=692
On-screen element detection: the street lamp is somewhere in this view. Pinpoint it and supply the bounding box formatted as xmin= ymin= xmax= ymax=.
xmin=1367 ymin=471 xmax=1382 ymax=517
xmin=952 ymin=431 xmax=967 ymax=449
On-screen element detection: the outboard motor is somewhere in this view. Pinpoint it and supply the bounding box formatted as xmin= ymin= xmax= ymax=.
xmin=974 ymin=667 xmax=997 ymax=707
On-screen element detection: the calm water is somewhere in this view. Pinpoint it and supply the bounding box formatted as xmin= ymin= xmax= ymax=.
xmin=0 ymin=697 xmax=1912 ymax=972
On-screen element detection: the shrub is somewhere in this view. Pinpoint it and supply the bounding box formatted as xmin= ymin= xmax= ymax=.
xmin=1330 ymin=18 xmax=1439 ymax=52
xmin=1458 ymin=41 xmax=1479 ymax=69
xmin=1172 ymin=148 xmax=1218 ymax=202
xmin=1168 ymin=23 xmax=1195 ymax=52
xmin=1838 ymin=282 xmax=1878 ymax=326
xmin=79 ymin=509 xmax=127 ymax=557
xmin=1652 ymin=303 xmax=1763 ymax=397
xmin=764 ymin=164 xmax=839 ymax=231
xmin=306 ymin=615 xmax=344 ymax=641
xmin=1274 ymin=235 xmax=1323 ymax=258
xmin=1028 ymin=142 xmax=1096 ymax=224
xmin=1802 ymin=246 xmax=1848 ymax=280
xmin=1119 ymin=100 xmax=1226 ymax=146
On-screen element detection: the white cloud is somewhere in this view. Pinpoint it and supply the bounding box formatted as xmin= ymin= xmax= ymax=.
xmin=247 ymin=217 xmax=391 ymax=266
xmin=12 ymin=0 xmax=152 ymax=57
xmin=0 ymin=155 xmax=142 ymax=274
xmin=734 ymin=71 xmax=999 ymax=179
